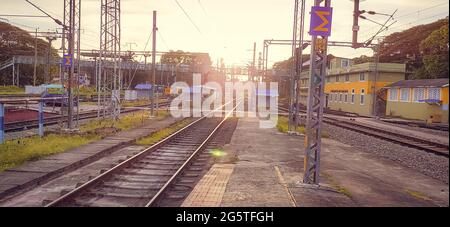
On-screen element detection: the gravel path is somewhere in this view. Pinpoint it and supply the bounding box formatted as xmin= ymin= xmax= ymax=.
xmin=324 ymin=124 xmax=449 ymax=184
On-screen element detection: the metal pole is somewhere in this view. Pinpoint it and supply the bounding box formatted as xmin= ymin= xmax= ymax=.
xmin=352 ymin=0 xmax=360 ymax=48
xmin=16 ymin=63 xmax=20 ymax=86
xmin=33 ymin=28 xmax=38 ymax=86
xmin=288 ymin=0 xmax=299 ymax=133
xmin=45 ymin=36 xmax=56 ymax=84
xmin=252 ymin=42 xmax=256 ymax=82
xmin=372 ymin=43 xmax=380 ymax=117
xmin=76 ymin=0 xmax=81 ymax=125
xmin=150 ymin=10 xmax=157 ymax=117
xmin=12 ymin=59 xmax=15 ymax=86
xmin=38 ymin=100 xmax=44 ymax=137
xmin=303 ymin=0 xmax=331 ymax=185
xmin=67 ymin=0 xmax=75 ymax=129
xmin=0 ymin=103 xmax=5 ymax=144
xmin=0 ymin=103 xmax=4 ymax=144
xmin=294 ymin=0 xmax=306 ymax=127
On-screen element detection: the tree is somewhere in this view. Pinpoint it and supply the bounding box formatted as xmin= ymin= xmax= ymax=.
xmin=352 ymin=55 xmax=373 ymax=64
xmin=160 ymin=50 xmax=211 ymax=67
xmin=419 ymin=25 xmax=449 ymax=79
xmin=0 ymin=21 xmax=59 ymax=86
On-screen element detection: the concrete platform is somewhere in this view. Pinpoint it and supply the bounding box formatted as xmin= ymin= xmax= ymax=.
xmin=183 ymin=118 xmax=449 ymax=207
xmin=0 ymin=116 xmax=182 ymax=200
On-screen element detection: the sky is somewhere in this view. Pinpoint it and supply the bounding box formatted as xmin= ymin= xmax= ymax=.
xmin=0 ymin=0 xmax=449 ymax=68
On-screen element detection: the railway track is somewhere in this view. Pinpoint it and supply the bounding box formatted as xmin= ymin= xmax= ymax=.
xmin=323 ymin=118 xmax=449 ymax=158
xmin=45 ymin=102 xmax=238 ymax=207
xmin=278 ymin=103 xmax=449 ymax=158
xmin=4 ymin=101 xmax=171 ymax=133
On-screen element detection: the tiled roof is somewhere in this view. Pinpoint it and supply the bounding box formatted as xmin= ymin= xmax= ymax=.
xmin=385 ymin=78 xmax=449 ymax=88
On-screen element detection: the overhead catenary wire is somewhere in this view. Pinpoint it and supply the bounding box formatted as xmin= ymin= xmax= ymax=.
xmin=127 ymin=30 xmax=153 ymax=89
xmin=357 ymin=3 xmax=449 ymax=40
xmin=173 ymin=0 xmax=202 ymax=35
xmin=157 ymin=30 xmax=170 ymax=50
xmin=197 ymin=0 xmax=208 ymax=15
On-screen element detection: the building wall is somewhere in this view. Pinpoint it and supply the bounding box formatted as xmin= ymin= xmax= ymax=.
xmin=324 ymin=71 xmax=405 ymax=117
xmin=386 ymin=87 xmax=449 ymax=123
xmin=297 ymin=62 xmax=406 ymax=117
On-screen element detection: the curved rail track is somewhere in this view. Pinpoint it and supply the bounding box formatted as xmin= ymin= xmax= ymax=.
xmin=4 ymin=101 xmax=170 ymax=133
xmin=323 ymin=118 xmax=449 ymax=158
xmin=278 ymin=104 xmax=449 ymax=158
xmin=45 ymin=102 xmax=238 ymax=207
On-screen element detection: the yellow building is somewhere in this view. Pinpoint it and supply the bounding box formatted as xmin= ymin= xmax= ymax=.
xmin=299 ymin=57 xmax=406 ymax=116
xmin=385 ymin=79 xmax=449 ymax=124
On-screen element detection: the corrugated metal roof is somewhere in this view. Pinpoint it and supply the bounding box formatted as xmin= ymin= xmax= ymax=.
xmin=385 ymin=79 xmax=449 ymax=88
xmin=135 ymin=84 xmax=152 ymax=90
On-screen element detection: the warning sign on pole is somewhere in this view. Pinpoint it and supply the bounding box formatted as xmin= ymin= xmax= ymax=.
xmin=63 ymin=54 xmax=73 ymax=68
xmin=309 ymin=6 xmax=333 ymax=37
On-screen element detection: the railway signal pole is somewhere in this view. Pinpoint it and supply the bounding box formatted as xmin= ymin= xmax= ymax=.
xmin=150 ymin=10 xmax=157 ymax=117
xmin=303 ymin=0 xmax=332 ymax=184
xmin=352 ymin=0 xmax=361 ymax=48
xmin=288 ymin=0 xmax=306 ymax=133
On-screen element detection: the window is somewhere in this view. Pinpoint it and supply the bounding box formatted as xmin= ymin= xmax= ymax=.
xmin=360 ymin=89 xmax=365 ymax=105
xmin=389 ymin=88 xmax=398 ymax=101
xmin=400 ymin=88 xmax=410 ymax=102
xmin=341 ymin=59 xmax=350 ymax=68
xmin=336 ymin=76 xmax=340 ymax=82
xmin=344 ymin=94 xmax=348 ymax=103
xmin=413 ymin=88 xmax=425 ymax=102
xmin=326 ymin=77 xmax=330 ymax=83
xmin=339 ymin=93 xmax=343 ymax=102
xmin=359 ymin=72 xmax=365 ymax=81
xmin=351 ymin=89 xmax=355 ymax=104
xmin=345 ymin=75 xmax=349 ymax=82
xmin=428 ymin=88 xmax=441 ymax=100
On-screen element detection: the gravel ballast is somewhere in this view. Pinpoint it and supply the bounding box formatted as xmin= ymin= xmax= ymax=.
xmin=324 ymin=124 xmax=449 ymax=184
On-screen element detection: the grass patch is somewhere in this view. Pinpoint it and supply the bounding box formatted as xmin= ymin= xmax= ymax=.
xmin=405 ymin=189 xmax=431 ymax=201
xmin=0 ymin=86 xmax=24 ymax=95
xmin=321 ymin=172 xmax=353 ymax=198
xmin=0 ymin=134 xmax=99 ymax=172
xmin=0 ymin=110 xmax=170 ymax=173
xmin=122 ymin=100 xmax=151 ymax=108
xmin=136 ymin=119 xmax=192 ymax=145
xmin=81 ymin=110 xmax=169 ymax=132
xmin=277 ymin=116 xmax=329 ymax=138
xmin=277 ymin=116 xmax=305 ymax=134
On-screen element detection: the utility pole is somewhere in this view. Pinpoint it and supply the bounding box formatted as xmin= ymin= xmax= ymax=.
xmin=304 ymin=0 xmax=332 ymax=184
xmin=252 ymin=42 xmax=256 ymax=82
xmin=33 ymin=28 xmax=38 ymax=86
xmin=372 ymin=39 xmax=381 ymax=118
xmin=352 ymin=0 xmax=360 ymax=48
xmin=45 ymin=35 xmax=57 ymax=84
xmin=150 ymin=10 xmax=157 ymax=117
xmin=67 ymin=0 xmax=75 ymax=129
xmin=289 ymin=0 xmax=307 ymax=133
xmin=294 ymin=0 xmax=306 ymax=129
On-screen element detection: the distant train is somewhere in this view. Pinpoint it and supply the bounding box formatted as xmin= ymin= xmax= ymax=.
xmin=41 ymin=84 xmax=78 ymax=107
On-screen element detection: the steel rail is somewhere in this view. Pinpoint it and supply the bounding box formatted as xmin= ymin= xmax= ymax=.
xmin=145 ymin=100 xmax=239 ymax=207
xmin=45 ymin=100 xmax=237 ymax=207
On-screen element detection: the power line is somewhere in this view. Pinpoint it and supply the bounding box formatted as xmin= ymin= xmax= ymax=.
xmin=0 ymin=14 xmax=48 ymax=18
xmin=127 ymin=31 xmax=153 ymax=89
xmin=395 ymin=1 xmax=449 ymax=19
xmin=157 ymin=30 xmax=170 ymax=50
xmin=197 ymin=0 xmax=208 ymax=15
xmin=173 ymin=0 xmax=202 ymax=35
xmin=357 ymin=2 xmax=449 ymax=39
